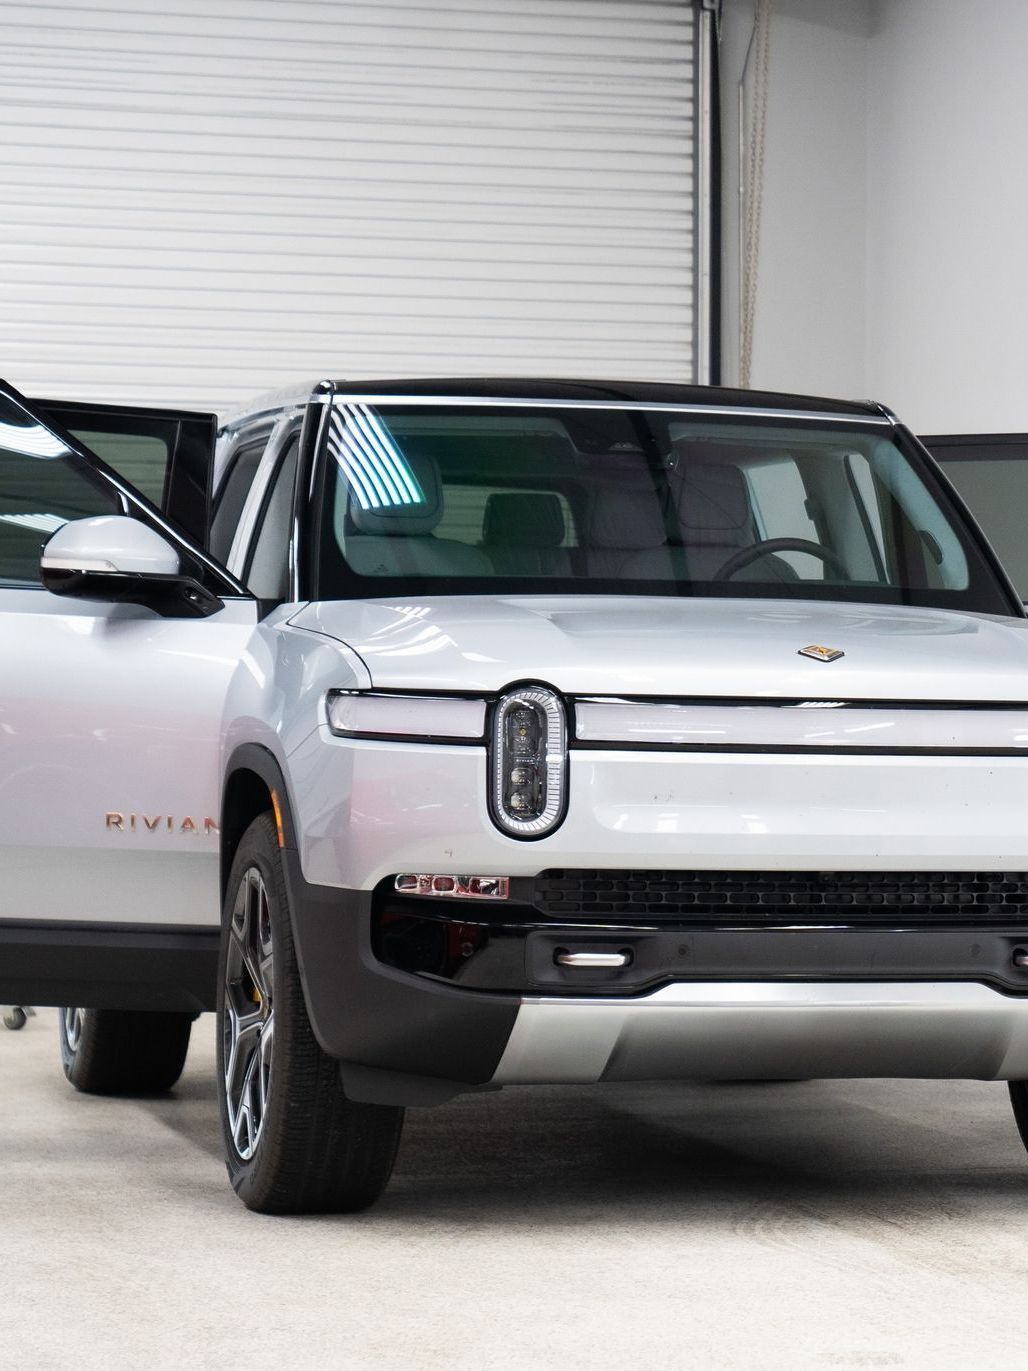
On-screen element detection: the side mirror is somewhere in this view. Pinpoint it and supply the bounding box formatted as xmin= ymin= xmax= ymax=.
xmin=41 ymin=515 xmax=223 ymax=618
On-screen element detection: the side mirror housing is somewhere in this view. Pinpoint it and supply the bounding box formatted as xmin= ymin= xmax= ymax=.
xmin=41 ymin=515 xmax=223 ymax=618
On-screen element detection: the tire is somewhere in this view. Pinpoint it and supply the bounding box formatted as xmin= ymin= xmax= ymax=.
xmin=217 ymin=812 xmax=404 ymax=1215
xmin=58 ymin=1006 xmax=192 ymax=1094
xmin=1010 ymin=1082 xmax=1028 ymax=1153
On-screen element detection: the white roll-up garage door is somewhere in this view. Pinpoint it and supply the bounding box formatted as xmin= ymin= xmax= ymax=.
xmin=2 ymin=0 xmax=711 ymax=413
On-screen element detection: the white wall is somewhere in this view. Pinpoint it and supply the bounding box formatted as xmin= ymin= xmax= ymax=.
xmin=721 ymin=0 xmax=1028 ymax=432
xmin=720 ymin=0 xmax=871 ymax=398
xmin=865 ymin=0 xmax=1028 ymax=432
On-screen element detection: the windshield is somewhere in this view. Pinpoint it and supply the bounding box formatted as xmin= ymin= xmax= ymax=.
xmin=312 ymin=400 xmax=1016 ymax=614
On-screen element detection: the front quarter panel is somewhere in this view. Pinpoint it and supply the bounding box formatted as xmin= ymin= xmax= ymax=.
xmin=221 ymin=614 xmax=371 ymax=814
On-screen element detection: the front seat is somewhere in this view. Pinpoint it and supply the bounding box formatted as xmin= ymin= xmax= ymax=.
xmin=668 ymin=457 xmax=800 ymax=583
xmin=338 ymin=451 xmax=491 ymax=577
xmin=583 ymin=462 xmax=677 ymax=579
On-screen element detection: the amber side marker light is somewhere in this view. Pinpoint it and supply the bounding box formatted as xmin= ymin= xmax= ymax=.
xmin=394 ymin=874 xmax=510 ymax=900
xmin=271 ymin=789 xmax=287 ymax=848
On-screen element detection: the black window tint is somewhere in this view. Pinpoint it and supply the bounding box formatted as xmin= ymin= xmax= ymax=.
xmin=0 ymin=401 xmax=120 ymax=586
xmin=68 ymin=428 xmax=169 ymax=506
xmin=37 ymin=401 xmax=217 ymax=548
xmin=211 ymin=438 xmax=268 ymax=564
xmin=247 ymin=438 xmax=298 ymax=600
xmin=927 ymin=438 xmax=1028 ymax=598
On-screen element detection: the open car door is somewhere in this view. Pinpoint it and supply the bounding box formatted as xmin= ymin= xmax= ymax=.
xmin=31 ymin=397 xmax=216 ymax=550
xmin=922 ymin=433 xmax=1028 ymax=603
xmin=0 ymin=378 xmax=256 ymax=1012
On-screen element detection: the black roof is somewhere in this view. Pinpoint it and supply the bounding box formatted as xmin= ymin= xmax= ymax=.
xmin=322 ymin=376 xmax=885 ymax=418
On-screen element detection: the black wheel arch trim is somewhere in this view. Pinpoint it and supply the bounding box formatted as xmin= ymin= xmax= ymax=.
xmin=222 ymin=744 xmax=520 ymax=1092
xmin=279 ymin=855 xmax=520 ymax=1089
xmin=221 ymin=743 xmax=300 ymax=889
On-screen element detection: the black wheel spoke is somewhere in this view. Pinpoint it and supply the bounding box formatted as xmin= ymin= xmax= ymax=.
xmin=223 ymin=865 xmax=275 ymax=1162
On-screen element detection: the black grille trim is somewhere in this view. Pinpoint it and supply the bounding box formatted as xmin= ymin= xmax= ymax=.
xmin=532 ymin=870 xmax=1028 ymax=924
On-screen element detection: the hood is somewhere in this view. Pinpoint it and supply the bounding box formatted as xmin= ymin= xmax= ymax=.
xmin=289 ymin=595 xmax=1028 ymax=702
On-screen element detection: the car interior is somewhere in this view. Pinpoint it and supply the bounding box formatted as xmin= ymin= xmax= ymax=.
xmin=320 ymin=409 xmax=973 ymax=596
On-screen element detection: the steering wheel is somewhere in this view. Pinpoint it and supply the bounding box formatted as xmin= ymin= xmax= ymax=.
xmin=712 ymin=537 xmax=850 ymax=582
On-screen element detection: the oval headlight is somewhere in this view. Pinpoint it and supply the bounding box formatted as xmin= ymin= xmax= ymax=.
xmin=489 ymin=685 xmax=568 ymax=839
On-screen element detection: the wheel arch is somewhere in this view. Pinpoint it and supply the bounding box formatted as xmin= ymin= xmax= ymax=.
xmin=221 ymin=744 xmax=298 ymax=897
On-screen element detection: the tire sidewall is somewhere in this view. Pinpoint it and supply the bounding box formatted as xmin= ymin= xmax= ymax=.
xmin=217 ymin=813 xmax=290 ymax=1202
xmin=58 ymin=1007 xmax=82 ymax=1084
xmin=217 ymin=810 xmax=404 ymax=1214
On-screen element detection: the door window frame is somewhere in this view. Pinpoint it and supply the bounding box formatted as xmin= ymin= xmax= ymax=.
xmin=34 ymin=397 xmax=216 ymax=548
xmin=0 ymin=378 xmax=247 ymax=600
xmin=224 ymin=415 xmax=301 ymax=584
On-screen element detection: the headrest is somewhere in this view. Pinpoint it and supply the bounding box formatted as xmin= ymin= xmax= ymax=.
xmin=346 ymin=451 xmax=443 ymax=537
xmin=585 ymin=458 xmax=668 ymax=551
xmin=482 ymin=492 xmax=566 ymax=548
xmin=669 ymin=459 xmax=752 ymax=547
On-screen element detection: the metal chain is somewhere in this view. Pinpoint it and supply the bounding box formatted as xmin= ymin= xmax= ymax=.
xmin=740 ymin=0 xmax=772 ymax=388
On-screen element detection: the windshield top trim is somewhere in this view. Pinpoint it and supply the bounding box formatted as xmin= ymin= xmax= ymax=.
xmin=327 ymin=394 xmax=892 ymax=425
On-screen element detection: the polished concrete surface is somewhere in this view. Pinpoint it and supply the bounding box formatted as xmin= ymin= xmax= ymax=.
xmin=4 ymin=1008 xmax=1028 ymax=1370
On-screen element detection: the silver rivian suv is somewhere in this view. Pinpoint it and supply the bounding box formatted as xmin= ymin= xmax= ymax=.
xmin=4 ymin=376 xmax=1028 ymax=1214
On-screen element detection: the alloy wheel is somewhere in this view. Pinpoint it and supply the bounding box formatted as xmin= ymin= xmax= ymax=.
xmin=223 ymin=866 xmax=275 ymax=1161
xmin=63 ymin=1006 xmax=85 ymax=1052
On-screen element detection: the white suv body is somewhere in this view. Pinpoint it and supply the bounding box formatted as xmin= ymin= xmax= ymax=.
xmin=5 ymin=375 xmax=1028 ymax=1211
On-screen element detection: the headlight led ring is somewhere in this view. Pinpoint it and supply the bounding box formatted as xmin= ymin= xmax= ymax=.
xmin=489 ymin=685 xmax=567 ymax=839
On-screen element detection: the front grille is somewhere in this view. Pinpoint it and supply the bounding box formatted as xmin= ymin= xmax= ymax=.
xmin=532 ymin=870 xmax=1028 ymax=923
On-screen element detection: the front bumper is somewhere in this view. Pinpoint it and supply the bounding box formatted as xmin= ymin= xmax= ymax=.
xmin=282 ymin=713 xmax=1028 ymax=1098
xmin=493 ymin=980 xmax=1028 ymax=1083
xmin=284 ymin=857 xmax=1028 ymax=1098
xmin=283 ymin=852 xmax=519 ymax=1095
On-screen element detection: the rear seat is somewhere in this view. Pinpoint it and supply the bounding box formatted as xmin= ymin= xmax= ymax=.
xmin=482 ymin=492 xmax=572 ymax=576
xmin=583 ymin=454 xmax=803 ymax=583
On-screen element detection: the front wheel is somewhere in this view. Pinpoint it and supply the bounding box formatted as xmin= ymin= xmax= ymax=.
xmin=1009 ymin=1082 xmax=1028 ymax=1155
xmin=58 ymin=1006 xmax=192 ymax=1094
xmin=217 ymin=812 xmax=404 ymax=1214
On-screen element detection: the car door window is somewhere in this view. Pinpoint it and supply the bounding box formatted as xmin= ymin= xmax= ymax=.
xmin=0 ymin=407 xmax=121 ymax=585
xmin=246 ymin=437 xmax=298 ymax=600
xmin=66 ymin=429 xmax=169 ymax=505
xmin=926 ymin=438 xmax=1028 ymax=598
xmin=35 ymin=400 xmax=216 ymax=548
xmin=211 ymin=437 xmax=269 ymax=565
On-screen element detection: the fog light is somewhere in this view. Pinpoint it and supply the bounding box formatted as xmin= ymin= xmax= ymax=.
xmin=393 ymin=873 xmax=510 ymax=900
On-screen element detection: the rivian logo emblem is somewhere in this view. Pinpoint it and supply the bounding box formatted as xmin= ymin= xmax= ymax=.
xmin=798 ymin=644 xmax=845 ymax=662
xmin=105 ymin=812 xmax=219 ymax=835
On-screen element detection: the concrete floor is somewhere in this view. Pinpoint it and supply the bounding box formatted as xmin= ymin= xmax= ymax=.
xmin=3 ymin=1011 xmax=1028 ymax=1370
